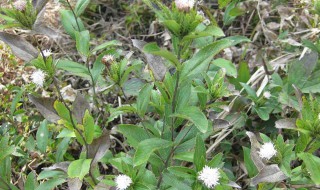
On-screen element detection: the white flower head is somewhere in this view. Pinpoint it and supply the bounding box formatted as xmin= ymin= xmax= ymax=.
xmin=42 ymin=49 xmax=52 ymax=57
xmin=102 ymin=54 xmax=114 ymax=63
xmin=198 ymin=165 xmax=220 ymax=188
xmin=13 ymin=0 xmax=27 ymax=11
xmin=175 ymin=0 xmax=195 ymax=11
xmin=203 ymin=18 xmax=211 ymax=26
xmin=115 ymin=174 xmax=132 ymax=190
xmin=31 ymin=69 xmax=46 ymax=87
xmin=258 ymin=142 xmax=277 ymax=160
xmin=263 ymin=91 xmax=271 ymax=99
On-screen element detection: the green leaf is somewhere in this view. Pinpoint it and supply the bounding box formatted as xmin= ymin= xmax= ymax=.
xmin=167 ymin=166 xmax=196 ymax=179
xmin=194 ymin=135 xmax=206 ymax=171
xmin=298 ymin=153 xmax=320 ymax=184
xmin=83 ymin=110 xmax=95 ymax=144
xmin=242 ymin=147 xmax=258 ymax=177
xmin=218 ymin=0 xmax=231 ymax=8
xmin=137 ymin=84 xmax=153 ymax=117
xmin=56 ymin=137 xmax=70 ymax=162
xmin=54 ymin=101 xmax=71 ymax=123
xmin=75 ymin=30 xmax=90 ymax=58
xmin=36 ymin=120 xmax=49 ymax=154
xmin=75 ymin=0 xmax=90 ymax=16
xmin=162 ymin=172 xmax=192 ymax=190
xmin=56 ymin=59 xmax=90 ymax=78
xmin=10 ymin=88 xmax=24 ymax=118
xmin=60 ymin=10 xmax=85 ymax=39
xmin=91 ymin=40 xmax=122 ymax=53
xmin=181 ymin=36 xmax=250 ymax=80
xmin=213 ymin=58 xmax=237 ymax=77
xmin=117 ymin=124 xmax=149 ymax=148
xmin=35 ymin=178 xmax=65 ymax=190
xmin=174 ymin=106 xmax=208 ymax=133
xmin=68 ymin=159 xmax=92 ymax=180
xmin=25 ymin=172 xmax=38 ymax=190
xmin=240 ymin=83 xmax=257 ymax=100
xmin=253 ymin=107 xmax=270 ymax=121
xmin=162 ymin=20 xmax=181 ymax=36
xmin=182 ymin=26 xmax=225 ymax=43
xmin=207 ymin=153 xmax=223 ymax=168
xmin=134 ymin=138 xmax=172 ymax=166
xmin=143 ymin=42 xmax=180 ymax=67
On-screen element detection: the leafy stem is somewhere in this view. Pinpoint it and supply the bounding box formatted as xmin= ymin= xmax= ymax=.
xmin=65 ymin=0 xmax=81 ymax=31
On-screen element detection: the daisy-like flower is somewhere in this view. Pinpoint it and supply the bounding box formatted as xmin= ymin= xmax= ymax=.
xmin=13 ymin=0 xmax=27 ymax=11
xmin=42 ymin=49 xmax=52 ymax=57
xmin=31 ymin=69 xmax=46 ymax=87
xmin=175 ymin=0 xmax=195 ymax=11
xmin=263 ymin=91 xmax=271 ymax=99
xmin=115 ymin=174 xmax=132 ymax=190
xmin=258 ymin=142 xmax=277 ymax=160
xmin=198 ymin=165 xmax=220 ymax=188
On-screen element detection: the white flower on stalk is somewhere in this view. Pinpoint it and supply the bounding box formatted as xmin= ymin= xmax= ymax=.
xmin=115 ymin=174 xmax=132 ymax=190
xmin=42 ymin=49 xmax=52 ymax=57
xmin=102 ymin=54 xmax=114 ymax=63
xmin=175 ymin=0 xmax=195 ymax=11
xmin=258 ymin=142 xmax=277 ymax=160
xmin=31 ymin=69 xmax=46 ymax=87
xmin=198 ymin=165 xmax=220 ymax=188
xmin=263 ymin=91 xmax=271 ymax=99
xmin=13 ymin=0 xmax=27 ymax=11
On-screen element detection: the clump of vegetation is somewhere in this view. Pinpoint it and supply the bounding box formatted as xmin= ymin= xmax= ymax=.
xmin=1 ymin=0 xmax=320 ymax=189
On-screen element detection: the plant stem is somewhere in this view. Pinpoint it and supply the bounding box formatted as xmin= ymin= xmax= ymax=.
xmin=304 ymin=137 xmax=316 ymax=152
xmin=65 ymin=0 xmax=81 ymax=31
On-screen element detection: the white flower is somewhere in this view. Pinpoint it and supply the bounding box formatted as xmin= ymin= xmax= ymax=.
xmin=258 ymin=142 xmax=277 ymax=160
xmin=175 ymin=0 xmax=195 ymax=11
xmin=13 ymin=0 xmax=27 ymax=11
xmin=198 ymin=165 xmax=220 ymax=188
xmin=42 ymin=49 xmax=52 ymax=57
xmin=102 ymin=54 xmax=114 ymax=63
xmin=203 ymin=18 xmax=211 ymax=25
xmin=263 ymin=91 xmax=271 ymax=99
xmin=115 ymin=174 xmax=132 ymax=190
xmin=31 ymin=69 xmax=46 ymax=87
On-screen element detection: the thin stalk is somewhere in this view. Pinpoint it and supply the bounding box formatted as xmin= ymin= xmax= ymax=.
xmin=65 ymin=0 xmax=81 ymax=31
xmin=157 ymin=45 xmax=182 ymax=188
xmin=304 ymin=137 xmax=316 ymax=152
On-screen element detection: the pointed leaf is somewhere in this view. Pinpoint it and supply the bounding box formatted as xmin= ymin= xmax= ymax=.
xmin=83 ymin=110 xmax=94 ymax=144
xmin=68 ymin=159 xmax=92 ymax=180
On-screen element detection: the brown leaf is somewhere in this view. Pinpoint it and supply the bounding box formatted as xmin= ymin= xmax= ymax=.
xmin=28 ymin=94 xmax=60 ymax=123
xmin=275 ymin=118 xmax=296 ymax=129
xmin=44 ymin=161 xmax=70 ymax=172
xmin=132 ymin=39 xmax=167 ymax=81
xmin=252 ymin=164 xmax=287 ymax=185
xmin=68 ymin=178 xmax=83 ymax=190
xmin=72 ymin=93 xmax=90 ymax=124
xmin=0 ymin=32 xmax=38 ymax=62
xmin=213 ymin=119 xmax=230 ymax=129
xmin=246 ymin=132 xmax=265 ymax=171
xmin=88 ymin=130 xmax=111 ymax=165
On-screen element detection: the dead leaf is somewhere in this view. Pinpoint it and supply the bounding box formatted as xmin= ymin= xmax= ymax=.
xmin=246 ymin=132 xmax=265 ymax=171
xmin=266 ymin=22 xmax=280 ymax=30
xmin=132 ymin=39 xmax=167 ymax=81
xmin=68 ymin=178 xmax=83 ymax=190
xmin=72 ymin=93 xmax=90 ymax=124
xmin=213 ymin=119 xmax=230 ymax=129
xmin=251 ymin=164 xmax=287 ymax=185
xmin=28 ymin=94 xmax=60 ymax=123
xmin=275 ymin=118 xmax=297 ymax=129
xmin=44 ymin=161 xmax=70 ymax=172
xmin=0 ymin=32 xmax=38 ymax=62
xmin=88 ymin=130 xmax=111 ymax=165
